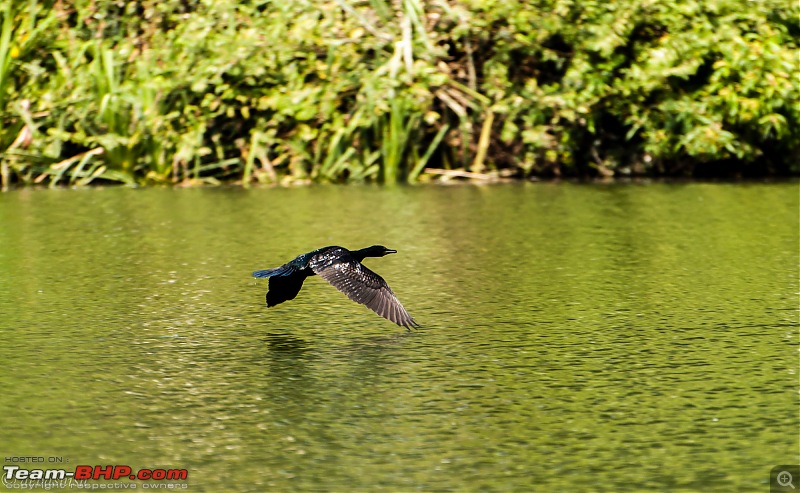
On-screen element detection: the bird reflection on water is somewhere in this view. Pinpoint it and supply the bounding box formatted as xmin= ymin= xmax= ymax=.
xmin=262 ymin=332 xmax=310 ymax=353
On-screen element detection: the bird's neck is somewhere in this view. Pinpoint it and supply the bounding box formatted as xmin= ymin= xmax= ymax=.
xmin=351 ymin=248 xmax=374 ymax=262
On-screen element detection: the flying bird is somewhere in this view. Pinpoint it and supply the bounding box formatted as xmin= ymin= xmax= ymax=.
xmin=253 ymin=245 xmax=419 ymax=329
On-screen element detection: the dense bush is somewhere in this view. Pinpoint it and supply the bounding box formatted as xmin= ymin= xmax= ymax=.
xmin=0 ymin=0 xmax=797 ymax=187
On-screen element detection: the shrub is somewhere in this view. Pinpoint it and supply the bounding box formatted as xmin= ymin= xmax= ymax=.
xmin=0 ymin=0 xmax=797 ymax=188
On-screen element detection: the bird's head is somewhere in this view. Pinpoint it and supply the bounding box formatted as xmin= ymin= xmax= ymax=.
xmin=361 ymin=245 xmax=397 ymax=257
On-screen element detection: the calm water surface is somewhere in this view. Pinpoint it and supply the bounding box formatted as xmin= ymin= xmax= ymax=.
xmin=0 ymin=183 xmax=797 ymax=492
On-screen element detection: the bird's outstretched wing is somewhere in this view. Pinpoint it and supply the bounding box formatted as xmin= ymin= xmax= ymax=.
xmin=310 ymin=252 xmax=419 ymax=329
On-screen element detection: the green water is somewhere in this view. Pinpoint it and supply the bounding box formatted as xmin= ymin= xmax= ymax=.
xmin=0 ymin=183 xmax=797 ymax=492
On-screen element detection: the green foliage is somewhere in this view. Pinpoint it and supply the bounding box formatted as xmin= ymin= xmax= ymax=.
xmin=0 ymin=0 xmax=797 ymax=188
xmin=466 ymin=0 xmax=799 ymax=176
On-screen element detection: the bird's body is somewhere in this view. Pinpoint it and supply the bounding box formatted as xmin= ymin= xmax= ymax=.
xmin=253 ymin=245 xmax=419 ymax=329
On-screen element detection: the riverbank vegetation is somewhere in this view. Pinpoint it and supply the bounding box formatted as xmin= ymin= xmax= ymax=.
xmin=1 ymin=0 xmax=798 ymax=188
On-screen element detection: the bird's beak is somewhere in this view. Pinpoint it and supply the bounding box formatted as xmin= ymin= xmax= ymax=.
xmin=386 ymin=249 xmax=397 ymax=255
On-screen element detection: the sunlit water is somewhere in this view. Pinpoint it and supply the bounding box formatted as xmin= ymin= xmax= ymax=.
xmin=0 ymin=182 xmax=797 ymax=492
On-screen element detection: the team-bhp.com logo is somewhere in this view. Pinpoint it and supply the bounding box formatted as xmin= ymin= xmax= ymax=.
xmin=74 ymin=465 xmax=187 ymax=481
xmin=3 ymin=464 xmax=188 ymax=488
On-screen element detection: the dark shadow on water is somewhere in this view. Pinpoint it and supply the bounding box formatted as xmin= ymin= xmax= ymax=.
xmin=261 ymin=331 xmax=311 ymax=354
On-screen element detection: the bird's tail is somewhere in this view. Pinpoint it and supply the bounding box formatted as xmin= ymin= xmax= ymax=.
xmin=252 ymin=266 xmax=293 ymax=278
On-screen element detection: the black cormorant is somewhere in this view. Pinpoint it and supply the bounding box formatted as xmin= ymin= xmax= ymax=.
xmin=253 ymin=245 xmax=419 ymax=329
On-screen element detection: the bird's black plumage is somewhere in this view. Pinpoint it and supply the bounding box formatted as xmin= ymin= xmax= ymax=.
xmin=253 ymin=245 xmax=419 ymax=329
